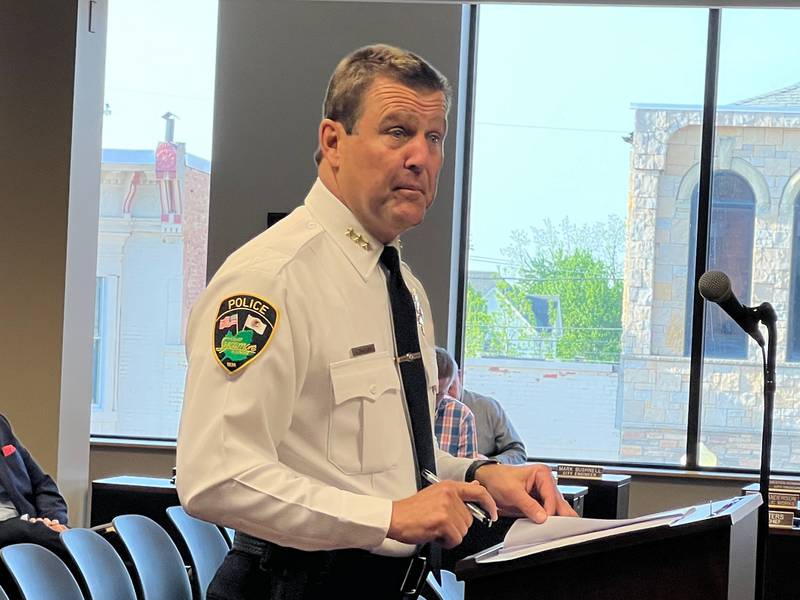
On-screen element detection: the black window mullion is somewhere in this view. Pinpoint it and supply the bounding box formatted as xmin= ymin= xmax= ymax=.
xmin=685 ymin=8 xmax=721 ymax=469
xmin=454 ymin=4 xmax=479 ymax=366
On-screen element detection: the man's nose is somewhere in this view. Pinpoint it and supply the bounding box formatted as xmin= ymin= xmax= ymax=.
xmin=404 ymin=134 xmax=434 ymax=174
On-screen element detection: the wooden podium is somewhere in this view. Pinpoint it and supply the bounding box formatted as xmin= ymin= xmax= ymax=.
xmin=441 ymin=484 xmax=588 ymax=571
xmin=455 ymin=495 xmax=759 ymax=600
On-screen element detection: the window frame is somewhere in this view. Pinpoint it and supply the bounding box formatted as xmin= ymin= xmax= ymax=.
xmin=457 ymin=5 xmax=800 ymax=476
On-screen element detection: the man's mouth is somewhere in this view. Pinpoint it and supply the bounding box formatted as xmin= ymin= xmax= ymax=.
xmin=395 ymin=184 xmax=424 ymax=194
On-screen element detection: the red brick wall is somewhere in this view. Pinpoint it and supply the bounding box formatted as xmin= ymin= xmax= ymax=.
xmin=182 ymin=167 xmax=210 ymax=341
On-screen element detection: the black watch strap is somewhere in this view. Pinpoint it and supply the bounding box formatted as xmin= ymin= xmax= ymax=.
xmin=465 ymin=459 xmax=498 ymax=483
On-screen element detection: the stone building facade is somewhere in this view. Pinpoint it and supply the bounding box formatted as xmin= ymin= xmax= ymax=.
xmin=621 ymin=83 xmax=800 ymax=468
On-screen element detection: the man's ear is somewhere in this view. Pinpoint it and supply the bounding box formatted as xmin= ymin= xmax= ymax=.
xmin=319 ymin=119 xmax=344 ymax=167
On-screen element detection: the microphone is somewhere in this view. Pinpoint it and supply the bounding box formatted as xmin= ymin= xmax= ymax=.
xmin=697 ymin=271 xmax=765 ymax=347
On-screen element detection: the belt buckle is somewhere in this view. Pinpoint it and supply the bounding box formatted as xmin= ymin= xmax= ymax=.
xmin=400 ymin=555 xmax=427 ymax=597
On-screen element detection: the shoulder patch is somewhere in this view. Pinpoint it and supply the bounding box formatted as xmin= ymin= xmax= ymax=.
xmin=213 ymin=294 xmax=279 ymax=375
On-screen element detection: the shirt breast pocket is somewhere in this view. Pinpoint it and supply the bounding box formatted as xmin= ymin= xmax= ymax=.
xmin=328 ymin=351 xmax=406 ymax=475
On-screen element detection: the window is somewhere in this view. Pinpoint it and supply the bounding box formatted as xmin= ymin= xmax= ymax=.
xmin=464 ymin=4 xmax=800 ymax=471
xmin=696 ymin=8 xmax=800 ymax=470
xmin=465 ymin=4 xmax=707 ymax=464
xmin=91 ymin=0 xmax=218 ymax=438
xmin=685 ymin=172 xmax=755 ymax=359
xmin=92 ymin=276 xmax=119 ymax=409
xmin=789 ymin=192 xmax=800 ymax=361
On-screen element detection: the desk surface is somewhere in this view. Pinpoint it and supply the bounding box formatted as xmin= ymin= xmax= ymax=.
xmin=556 ymin=473 xmax=631 ymax=486
xmin=94 ymin=476 xmax=588 ymax=494
xmin=558 ymin=484 xmax=588 ymax=497
xmin=93 ymin=475 xmax=175 ymax=491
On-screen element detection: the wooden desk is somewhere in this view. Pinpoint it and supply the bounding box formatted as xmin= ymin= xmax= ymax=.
xmin=556 ymin=473 xmax=631 ymax=519
xmin=92 ymin=475 xmax=587 ymax=574
xmin=558 ymin=484 xmax=588 ymax=518
xmin=91 ymin=476 xmax=178 ymax=532
xmin=741 ymin=482 xmax=800 ymax=600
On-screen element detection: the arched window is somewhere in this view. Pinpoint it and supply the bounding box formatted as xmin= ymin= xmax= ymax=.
xmin=788 ymin=193 xmax=800 ymax=360
xmin=685 ymin=171 xmax=756 ymax=359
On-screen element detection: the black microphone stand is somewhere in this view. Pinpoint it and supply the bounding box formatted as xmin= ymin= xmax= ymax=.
xmin=754 ymin=301 xmax=777 ymax=600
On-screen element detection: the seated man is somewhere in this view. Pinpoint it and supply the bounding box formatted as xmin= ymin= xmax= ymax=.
xmin=434 ymin=347 xmax=479 ymax=458
xmin=0 ymin=414 xmax=69 ymax=557
xmin=446 ymin=354 xmax=528 ymax=465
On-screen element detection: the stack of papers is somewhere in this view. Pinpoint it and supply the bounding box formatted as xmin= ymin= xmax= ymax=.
xmin=476 ymin=508 xmax=692 ymax=563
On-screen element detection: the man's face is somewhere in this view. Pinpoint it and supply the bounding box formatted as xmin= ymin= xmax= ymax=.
xmin=335 ymin=77 xmax=447 ymax=243
xmin=448 ymin=370 xmax=463 ymax=400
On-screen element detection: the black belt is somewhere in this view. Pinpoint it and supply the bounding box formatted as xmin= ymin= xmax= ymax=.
xmin=232 ymin=531 xmax=429 ymax=599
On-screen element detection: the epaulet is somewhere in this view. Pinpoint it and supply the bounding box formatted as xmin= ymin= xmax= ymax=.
xmin=217 ymin=207 xmax=322 ymax=277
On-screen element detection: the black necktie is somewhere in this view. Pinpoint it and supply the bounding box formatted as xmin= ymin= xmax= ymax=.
xmin=380 ymin=245 xmax=437 ymax=486
xmin=381 ymin=246 xmax=443 ymax=586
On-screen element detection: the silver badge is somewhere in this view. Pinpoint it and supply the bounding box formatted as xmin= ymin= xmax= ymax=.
xmin=411 ymin=288 xmax=425 ymax=336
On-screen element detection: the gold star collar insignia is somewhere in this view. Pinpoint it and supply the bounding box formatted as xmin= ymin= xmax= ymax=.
xmin=345 ymin=227 xmax=371 ymax=251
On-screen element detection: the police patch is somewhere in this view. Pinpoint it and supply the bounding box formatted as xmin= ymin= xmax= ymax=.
xmin=213 ymin=294 xmax=279 ymax=375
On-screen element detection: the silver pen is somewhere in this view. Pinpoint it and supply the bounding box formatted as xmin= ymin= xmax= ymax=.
xmin=421 ymin=469 xmax=493 ymax=528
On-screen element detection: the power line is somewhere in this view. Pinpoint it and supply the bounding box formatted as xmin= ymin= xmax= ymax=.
xmin=475 ymin=121 xmax=630 ymax=135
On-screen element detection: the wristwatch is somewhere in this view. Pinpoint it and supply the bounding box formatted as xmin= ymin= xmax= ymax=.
xmin=465 ymin=459 xmax=499 ymax=483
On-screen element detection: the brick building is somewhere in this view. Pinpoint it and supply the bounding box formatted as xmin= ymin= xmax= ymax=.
xmin=92 ymin=142 xmax=210 ymax=437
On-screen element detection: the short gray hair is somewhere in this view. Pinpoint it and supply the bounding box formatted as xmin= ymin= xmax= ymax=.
xmin=315 ymin=44 xmax=451 ymax=165
xmin=435 ymin=346 xmax=459 ymax=392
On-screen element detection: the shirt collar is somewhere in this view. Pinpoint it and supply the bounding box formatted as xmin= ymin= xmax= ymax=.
xmin=305 ymin=178 xmax=402 ymax=280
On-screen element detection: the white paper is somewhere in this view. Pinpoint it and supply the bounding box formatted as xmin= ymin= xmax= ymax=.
xmin=477 ymin=508 xmax=692 ymax=564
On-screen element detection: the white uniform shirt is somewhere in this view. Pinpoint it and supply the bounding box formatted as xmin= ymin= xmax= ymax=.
xmin=177 ymin=179 xmax=472 ymax=557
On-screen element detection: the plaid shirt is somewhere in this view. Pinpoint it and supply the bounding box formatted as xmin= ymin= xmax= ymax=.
xmin=435 ymin=395 xmax=479 ymax=458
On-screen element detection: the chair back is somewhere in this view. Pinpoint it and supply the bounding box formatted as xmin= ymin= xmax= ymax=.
xmin=0 ymin=543 xmax=83 ymax=600
xmin=61 ymin=528 xmax=137 ymax=600
xmin=113 ymin=514 xmax=192 ymax=600
xmin=425 ymin=569 xmax=465 ymax=600
xmin=166 ymin=506 xmax=229 ymax=600
xmin=220 ymin=526 xmax=235 ymax=548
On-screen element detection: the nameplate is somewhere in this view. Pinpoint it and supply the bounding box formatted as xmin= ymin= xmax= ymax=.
xmin=769 ymin=479 xmax=800 ymax=493
xmin=557 ymin=464 xmax=603 ymax=480
xmin=351 ymin=344 xmax=376 ymax=358
xmin=768 ymin=491 xmax=800 ymax=510
xmin=768 ymin=510 xmax=795 ymax=529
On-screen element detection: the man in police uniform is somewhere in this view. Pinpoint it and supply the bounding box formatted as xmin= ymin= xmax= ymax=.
xmin=177 ymin=44 xmax=575 ymax=600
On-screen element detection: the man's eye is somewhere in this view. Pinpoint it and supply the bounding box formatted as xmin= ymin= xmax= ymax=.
xmin=428 ymin=133 xmax=442 ymax=145
xmin=388 ymin=128 xmax=407 ymax=139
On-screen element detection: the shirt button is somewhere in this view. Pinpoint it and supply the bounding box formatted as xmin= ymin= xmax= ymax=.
xmin=369 ymin=384 xmax=377 ymax=396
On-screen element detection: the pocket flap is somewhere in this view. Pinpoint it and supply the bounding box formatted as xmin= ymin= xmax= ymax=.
xmin=330 ymin=351 xmax=401 ymax=405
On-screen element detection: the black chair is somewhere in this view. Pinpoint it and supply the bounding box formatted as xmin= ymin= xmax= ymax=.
xmin=166 ymin=506 xmax=229 ymax=600
xmin=219 ymin=526 xmax=235 ymax=548
xmin=0 ymin=543 xmax=83 ymax=600
xmin=113 ymin=514 xmax=192 ymax=600
xmin=61 ymin=528 xmax=137 ymax=600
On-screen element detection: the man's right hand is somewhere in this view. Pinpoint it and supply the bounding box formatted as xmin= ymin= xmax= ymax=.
xmin=387 ymin=480 xmax=498 ymax=549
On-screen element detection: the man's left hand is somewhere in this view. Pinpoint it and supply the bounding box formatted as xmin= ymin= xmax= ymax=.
xmin=474 ymin=462 xmax=577 ymax=523
xmin=29 ymin=517 xmax=69 ymax=533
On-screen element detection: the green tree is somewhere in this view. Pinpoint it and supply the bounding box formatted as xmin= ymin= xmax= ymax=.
xmin=497 ymin=215 xmax=624 ymax=362
xmin=464 ymin=284 xmax=492 ymax=358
